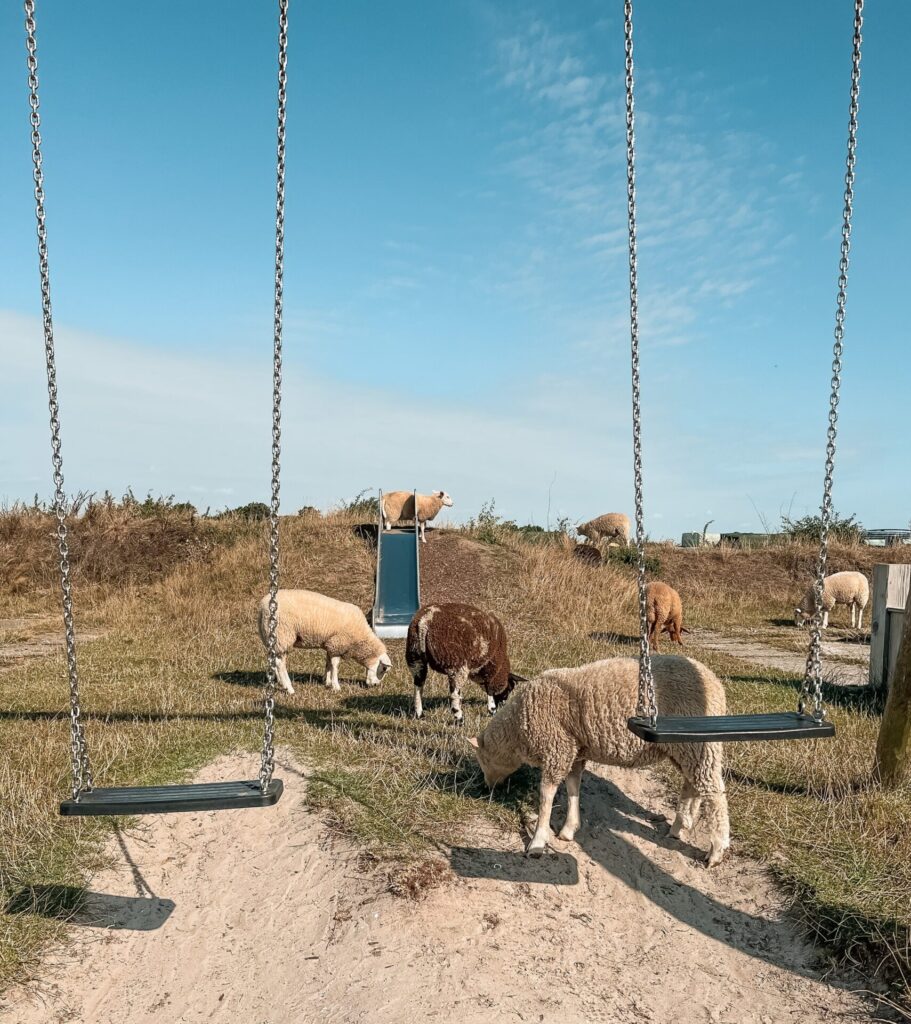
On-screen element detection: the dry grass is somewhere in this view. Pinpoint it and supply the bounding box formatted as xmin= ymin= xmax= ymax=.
xmin=1 ymin=507 xmax=910 ymax=1004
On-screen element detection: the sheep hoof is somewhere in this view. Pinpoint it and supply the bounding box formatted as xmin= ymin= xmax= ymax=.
xmin=284 ymin=687 xmax=295 ymax=696
xmin=705 ymin=848 xmax=725 ymax=868
xmin=557 ymin=826 xmax=576 ymax=842
xmin=525 ymin=843 xmax=546 ymax=859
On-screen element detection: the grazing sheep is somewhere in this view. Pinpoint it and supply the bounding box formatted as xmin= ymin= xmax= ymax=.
xmin=577 ymin=512 xmax=631 ymax=548
xmin=794 ymin=570 xmax=870 ymax=629
xmin=646 ymin=581 xmax=685 ymax=652
xmin=407 ymin=603 xmax=523 ymax=722
xmin=572 ymin=544 xmax=603 ymax=567
xmin=382 ymin=490 xmax=453 ymax=542
xmin=468 ymin=655 xmax=730 ymax=867
xmin=257 ymin=589 xmax=392 ymax=694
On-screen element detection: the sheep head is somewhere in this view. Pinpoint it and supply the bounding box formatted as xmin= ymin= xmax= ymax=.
xmin=366 ymin=651 xmax=393 ymax=686
xmin=435 ymin=491 xmax=454 ymax=507
xmin=467 ymin=732 xmax=521 ymax=789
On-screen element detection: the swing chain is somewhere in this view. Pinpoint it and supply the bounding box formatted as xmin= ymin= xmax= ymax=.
xmin=24 ymin=0 xmax=93 ymax=801
xmin=801 ymin=0 xmax=863 ymax=721
xmin=623 ymin=0 xmax=656 ymax=724
xmin=260 ymin=0 xmax=289 ymax=791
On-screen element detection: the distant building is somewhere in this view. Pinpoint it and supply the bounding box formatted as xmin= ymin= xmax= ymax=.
xmin=865 ymin=528 xmax=911 ymax=547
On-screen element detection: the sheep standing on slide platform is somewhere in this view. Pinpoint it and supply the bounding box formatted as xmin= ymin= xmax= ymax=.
xmin=577 ymin=512 xmax=631 ymax=548
xmin=407 ymin=603 xmax=522 ymax=722
xmin=382 ymin=490 xmax=453 ymax=542
xmin=257 ymin=589 xmax=391 ymax=694
xmin=469 ymin=655 xmax=730 ymax=866
xmin=794 ymin=570 xmax=869 ymax=628
xmin=646 ymin=581 xmax=685 ymax=652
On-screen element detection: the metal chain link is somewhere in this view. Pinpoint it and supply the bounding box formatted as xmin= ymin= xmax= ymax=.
xmin=622 ymin=0 xmax=656 ymax=724
xmin=24 ymin=0 xmax=93 ymax=800
xmin=259 ymin=0 xmax=289 ymax=791
xmin=801 ymin=0 xmax=863 ymax=721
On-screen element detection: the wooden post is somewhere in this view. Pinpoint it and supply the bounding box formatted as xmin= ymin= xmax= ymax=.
xmin=875 ymin=586 xmax=911 ymax=789
xmin=869 ymin=563 xmax=911 ymax=690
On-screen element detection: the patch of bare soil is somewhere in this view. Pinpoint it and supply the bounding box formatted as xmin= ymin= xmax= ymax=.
xmin=688 ymin=627 xmax=870 ymax=686
xmin=420 ymin=530 xmax=508 ymax=608
xmin=1 ymin=752 xmax=874 ymax=1024
xmin=0 ymin=616 xmax=104 ymax=672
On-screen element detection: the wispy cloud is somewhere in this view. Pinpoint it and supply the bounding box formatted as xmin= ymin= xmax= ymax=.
xmin=487 ymin=15 xmax=806 ymax=353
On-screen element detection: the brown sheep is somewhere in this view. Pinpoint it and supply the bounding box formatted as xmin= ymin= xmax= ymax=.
xmin=406 ymin=603 xmax=523 ymax=723
xmin=645 ymin=581 xmax=684 ymax=652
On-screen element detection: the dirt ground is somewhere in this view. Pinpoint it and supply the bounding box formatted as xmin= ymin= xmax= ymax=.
xmin=1 ymin=752 xmax=875 ymax=1024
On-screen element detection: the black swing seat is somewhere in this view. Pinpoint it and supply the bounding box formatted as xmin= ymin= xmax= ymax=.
xmin=628 ymin=712 xmax=835 ymax=744
xmin=60 ymin=779 xmax=283 ymax=817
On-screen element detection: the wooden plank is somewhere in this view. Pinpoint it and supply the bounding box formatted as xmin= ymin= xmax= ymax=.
xmin=886 ymin=563 xmax=911 ymax=610
xmin=875 ymin=590 xmax=911 ymax=788
xmin=871 ymin=564 xmax=911 ymax=689
xmin=889 ymin=610 xmax=905 ymax=682
xmin=870 ymin=564 xmax=891 ymax=688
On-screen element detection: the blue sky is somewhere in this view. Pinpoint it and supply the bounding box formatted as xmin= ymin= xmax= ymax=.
xmin=1 ymin=1 xmax=908 ymax=537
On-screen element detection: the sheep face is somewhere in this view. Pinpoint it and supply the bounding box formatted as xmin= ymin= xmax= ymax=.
xmin=366 ymin=652 xmax=393 ymax=687
xmin=436 ymin=491 xmax=454 ymax=508
xmin=467 ymin=734 xmax=522 ymax=788
xmin=794 ymin=606 xmax=808 ymax=627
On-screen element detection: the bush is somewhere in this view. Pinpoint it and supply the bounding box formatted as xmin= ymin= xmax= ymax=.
xmin=221 ymin=502 xmax=271 ymax=522
xmin=781 ymin=511 xmax=865 ymax=544
xmin=341 ymin=489 xmax=379 ymax=519
xmin=604 ymin=545 xmax=661 ymax=576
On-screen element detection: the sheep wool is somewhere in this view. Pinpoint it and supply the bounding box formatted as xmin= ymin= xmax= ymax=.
xmin=257 ymin=589 xmax=391 ymax=694
xmin=406 ymin=603 xmax=517 ymax=721
xmin=577 ymin=512 xmax=631 ymax=546
xmin=382 ymin=490 xmax=454 ymax=542
xmin=646 ymin=581 xmax=684 ymax=651
xmin=470 ymin=655 xmax=730 ymax=867
xmin=795 ymin=570 xmax=870 ymax=628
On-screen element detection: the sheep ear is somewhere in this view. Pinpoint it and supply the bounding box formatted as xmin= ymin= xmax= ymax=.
xmin=467 ymin=736 xmax=479 ymax=749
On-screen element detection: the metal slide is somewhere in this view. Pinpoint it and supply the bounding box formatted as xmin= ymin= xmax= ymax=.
xmin=372 ymin=490 xmax=421 ymax=639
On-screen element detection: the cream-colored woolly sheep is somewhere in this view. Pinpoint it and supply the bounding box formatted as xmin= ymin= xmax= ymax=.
xmin=576 ymin=512 xmax=631 ymax=547
xmin=382 ymin=490 xmax=453 ymax=542
xmin=794 ymin=570 xmax=869 ymax=629
xmin=646 ymin=581 xmax=685 ymax=651
xmin=257 ymin=589 xmax=391 ymax=694
xmin=469 ymin=655 xmax=730 ymax=867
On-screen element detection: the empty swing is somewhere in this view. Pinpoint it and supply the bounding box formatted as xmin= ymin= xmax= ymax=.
xmin=622 ymin=0 xmax=865 ymax=744
xmin=22 ymin=0 xmax=290 ymax=813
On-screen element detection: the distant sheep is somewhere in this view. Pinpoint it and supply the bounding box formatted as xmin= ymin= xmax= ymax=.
xmin=577 ymin=512 xmax=631 ymax=547
xmin=382 ymin=490 xmax=453 ymax=542
xmin=257 ymin=589 xmax=391 ymax=694
xmin=646 ymin=581 xmax=685 ymax=651
xmin=407 ymin=603 xmax=523 ymax=722
xmin=469 ymin=655 xmax=730 ymax=867
xmin=794 ymin=570 xmax=869 ymax=629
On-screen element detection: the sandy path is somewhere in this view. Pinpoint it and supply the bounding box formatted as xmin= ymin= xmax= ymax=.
xmin=688 ymin=628 xmax=870 ymax=686
xmin=2 ymin=752 xmax=872 ymax=1024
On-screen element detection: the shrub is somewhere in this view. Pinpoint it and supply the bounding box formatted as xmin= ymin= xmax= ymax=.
xmin=341 ymin=489 xmax=379 ymax=519
xmin=604 ymin=545 xmax=661 ymax=576
xmin=221 ymin=501 xmax=271 ymax=521
xmin=781 ymin=511 xmax=865 ymax=544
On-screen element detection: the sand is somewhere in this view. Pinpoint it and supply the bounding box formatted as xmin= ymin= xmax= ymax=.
xmin=2 ymin=751 xmax=873 ymax=1024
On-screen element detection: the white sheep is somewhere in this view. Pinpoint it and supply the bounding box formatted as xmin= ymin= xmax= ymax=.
xmin=257 ymin=589 xmax=391 ymax=694
xmin=794 ymin=570 xmax=869 ymax=629
xmin=576 ymin=512 xmax=631 ymax=547
xmin=382 ymin=490 xmax=453 ymax=542
xmin=468 ymin=655 xmax=730 ymax=867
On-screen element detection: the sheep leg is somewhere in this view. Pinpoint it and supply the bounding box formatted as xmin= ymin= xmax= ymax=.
xmin=702 ymin=793 xmax=731 ymax=868
xmin=412 ymin=662 xmax=428 ymax=719
xmin=419 ymin=520 xmax=426 ymax=543
xmin=670 ymin=780 xmax=702 ymax=839
xmin=527 ymin=777 xmax=560 ymax=857
xmin=557 ymin=760 xmax=586 ymax=842
xmin=822 ymin=610 xmax=829 ymax=629
xmin=448 ymin=667 xmax=469 ymax=725
xmin=276 ymin=654 xmax=295 ymax=695
xmin=857 ymin=603 xmax=865 ymax=629
xmin=325 ymin=655 xmax=341 ymax=692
